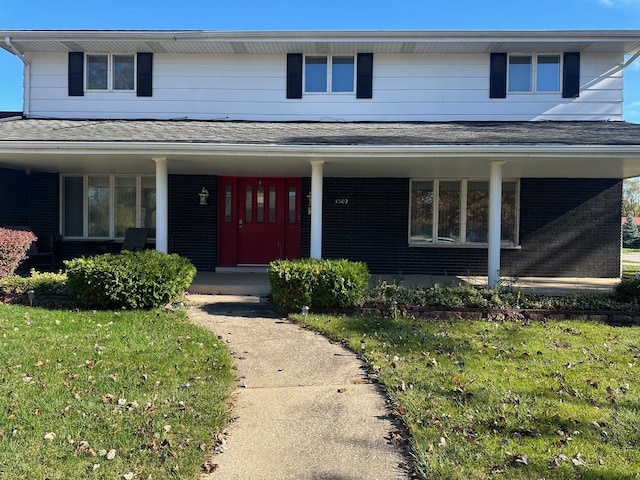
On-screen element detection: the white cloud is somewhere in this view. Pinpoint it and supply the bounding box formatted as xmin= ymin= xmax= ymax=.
xmin=598 ymin=0 xmax=640 ymax=6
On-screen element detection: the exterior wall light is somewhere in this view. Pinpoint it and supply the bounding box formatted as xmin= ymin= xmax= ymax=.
xmin=198 ymin=187 xmax=209 ymax=205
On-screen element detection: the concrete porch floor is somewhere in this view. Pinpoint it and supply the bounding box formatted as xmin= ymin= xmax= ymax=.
xmin=188 ymin=271 xmax=620 ymax=297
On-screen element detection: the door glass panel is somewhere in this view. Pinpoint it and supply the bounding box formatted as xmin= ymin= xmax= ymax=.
xmin=257 ymin=186 xmax=264 ymax=223
xmin=245 ymin=186 xmax=253 ymax=223
xmin=224 ymin=185 xmax=232 ymax=223
xmin=269 ymin=186 xmax=277 ymax=223
xmin=438 ymin=181 xmax=461 ymax=242
xmin=288 ymin=187 xmax=297 ymax=224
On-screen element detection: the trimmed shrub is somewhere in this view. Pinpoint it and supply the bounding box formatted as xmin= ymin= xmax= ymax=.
xmin=0 ymin=227 xmax=36 ymax=279
xmin=268 ymin=259 xmax=370 ymax=313
xmin=613 ymin=277 xmax=640 ymax=304
xmin=65 ymin=250 xmax=196 ymax=309
xmin=0 ymin=270 xmax=67 ymax=296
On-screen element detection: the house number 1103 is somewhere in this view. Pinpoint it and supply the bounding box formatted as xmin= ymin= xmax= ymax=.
xmin=335 ymin=199 xmax=349 ymax=205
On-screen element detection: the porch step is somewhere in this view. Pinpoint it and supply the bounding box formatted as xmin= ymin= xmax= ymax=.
xmin=189 ymin=271 xmax=271 ymax=296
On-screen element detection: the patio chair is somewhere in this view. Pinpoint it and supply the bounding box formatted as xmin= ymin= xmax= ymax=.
xmin=121 ymin=228 xmax=149 ymax=252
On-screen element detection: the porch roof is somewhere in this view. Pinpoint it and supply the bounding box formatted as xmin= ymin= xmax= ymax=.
xmin=1 ymin=118 xmax=640 ymax=178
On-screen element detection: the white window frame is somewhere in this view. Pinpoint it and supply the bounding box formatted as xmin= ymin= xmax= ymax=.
xmin=85 ymin=53 xmax=136 ymax=92
xmin=60 ymin=174 xmax=155 ymax=239
xmin=409 ymin=178 xmax=520 ymax=247
xmin=303 ymin=54 xmax=355 ymax=94
xmin=508 ymin=54 xmax=561 ymax=94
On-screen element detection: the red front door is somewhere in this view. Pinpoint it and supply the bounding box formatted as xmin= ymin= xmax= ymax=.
xmin=218 ymin=177 xmax=301 ymax=266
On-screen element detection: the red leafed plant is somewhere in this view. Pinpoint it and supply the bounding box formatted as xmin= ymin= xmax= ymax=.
xmin=0 ymin=227 xmax=37 ymax=279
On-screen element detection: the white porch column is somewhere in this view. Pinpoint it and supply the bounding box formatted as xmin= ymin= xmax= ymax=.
xmin=310 ymin=160 xmax=325 ymax=259
xmin=153 ymin=157 xmax=169 ymax=253
xmin=488 ymin=161 xmax=506 ymax=288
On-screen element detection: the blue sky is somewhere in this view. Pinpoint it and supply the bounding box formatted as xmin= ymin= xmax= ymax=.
xmin=1 ymin=0 xmax=639 ymax=121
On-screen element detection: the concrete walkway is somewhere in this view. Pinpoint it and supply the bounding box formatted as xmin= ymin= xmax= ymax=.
xmin=188 ymin=294 xmax=410 ymax=480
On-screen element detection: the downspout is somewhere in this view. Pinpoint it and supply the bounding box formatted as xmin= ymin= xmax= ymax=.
xmin=4 ymin=36 xmax=30 ymax=117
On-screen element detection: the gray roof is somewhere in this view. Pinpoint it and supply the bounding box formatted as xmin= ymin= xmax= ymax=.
xmin=1 ymin=118 xmax=640 ymax=146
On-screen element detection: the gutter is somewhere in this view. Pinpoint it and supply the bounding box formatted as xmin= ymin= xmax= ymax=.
xmin=4 ymin=37 xmax=30 ymax=117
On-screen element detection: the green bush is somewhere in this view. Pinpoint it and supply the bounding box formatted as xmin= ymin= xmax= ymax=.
xmin=613 ymin=277 xmax=640 ymax=304
xmin=0 ymin=269 xmax=67 ymax=295
xmin=268 ymin=259 xmax=370 ymax=313
xmin=367 ymin=281 xmax=622 ymax=311
xmin=65 ymin=250 xmax=196 ymax=309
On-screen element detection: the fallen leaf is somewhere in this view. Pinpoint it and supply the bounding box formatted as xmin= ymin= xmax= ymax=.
xmin=43 ymin=431 xmax=56 ymax=441
xmin=202 ymin=461 xmax=219 ymax=473
xmin=572 ymin=453 xmax=587 ymax=466
xmin=106 ymin=449 xmax=117 ymax=460
xmin=123 ymin=473 xmax=134 ymax=480
xmin=397 ymin=404 xmax=406 ymax=415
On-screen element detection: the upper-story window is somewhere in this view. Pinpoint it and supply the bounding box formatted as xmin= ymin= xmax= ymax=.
xmin=304 ymin=55 xmax=355 ymax=93
xmin=491 ymin=52 xmax=577 ymax=99
xmin=508 ymin=54 xmax=560 ymax=93
xmin=86 ymin=54 xmax=135 ymax=91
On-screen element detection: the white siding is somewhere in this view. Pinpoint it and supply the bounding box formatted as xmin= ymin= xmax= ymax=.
xmin=25 ymin=51 xmax=624 ymax=121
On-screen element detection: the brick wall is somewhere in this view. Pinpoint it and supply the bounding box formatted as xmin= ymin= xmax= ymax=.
xmin=0 ymin=167 xmax=29 ymax=226
xmin=503 ymin=178 xmax=621 ymax=277
xmin=168 ymin=175 xmax=217 ymax=271
xmin=320 ymin=177 xmax=621 ymax=277
xmin=0 ymin=167 xmax=59 ymax=239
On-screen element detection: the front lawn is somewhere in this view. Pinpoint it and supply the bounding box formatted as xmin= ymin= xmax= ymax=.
xmin=0 ymin=305 xmax=234 ymax=479
xmin=292 ymin=313 xmax=640 ymax=480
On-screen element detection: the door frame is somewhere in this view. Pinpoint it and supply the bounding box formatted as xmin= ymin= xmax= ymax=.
xmin=217 ymin=176 xmax=301 ymax=267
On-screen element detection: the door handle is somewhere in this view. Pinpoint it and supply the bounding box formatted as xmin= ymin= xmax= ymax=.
xmin=238 ymin=219 xmax=243 ymax=229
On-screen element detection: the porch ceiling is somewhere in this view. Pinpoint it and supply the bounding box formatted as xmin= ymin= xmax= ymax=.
xmin=1 ymin=119 xmax=640 ymax=178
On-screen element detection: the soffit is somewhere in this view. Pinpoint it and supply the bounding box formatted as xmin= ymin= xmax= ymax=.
xmin=2 ymin=30 xmax=640 ymax=55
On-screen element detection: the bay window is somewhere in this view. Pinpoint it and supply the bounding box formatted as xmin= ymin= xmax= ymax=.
xmin=410 ymin=179 xmax=519 ymax=246
xmin=62 ymin=175 xmax=156 ymax=238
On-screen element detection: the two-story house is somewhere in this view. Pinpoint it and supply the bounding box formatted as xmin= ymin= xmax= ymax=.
xmin=1 ymin=29 xmax=640 ymax=285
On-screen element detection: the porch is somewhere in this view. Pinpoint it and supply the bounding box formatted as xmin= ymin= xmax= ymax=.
xmin=188 ymin=270 xmax=619 ymax=297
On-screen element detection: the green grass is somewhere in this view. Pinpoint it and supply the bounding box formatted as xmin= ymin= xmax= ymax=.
xmin=292 ymin=313 xmax=640 ymax=480
xmin=0 ymin=305 xmax=234 ymax=479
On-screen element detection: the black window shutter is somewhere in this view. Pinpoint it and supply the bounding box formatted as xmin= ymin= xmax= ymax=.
xmin=356 ymin=53 xmax=373 ymax=99
xmin=68 ymin=52 xmax=84 ymax=96
xmin=287 ymin=53 xmax=303 ymax=99
xmin=489 ymin=53 xmax=507 ymax=99
xmin=137 ymin=52 xmax=153 ymax=97
xmin=562 ymin=52 xmax=580 ymax=98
